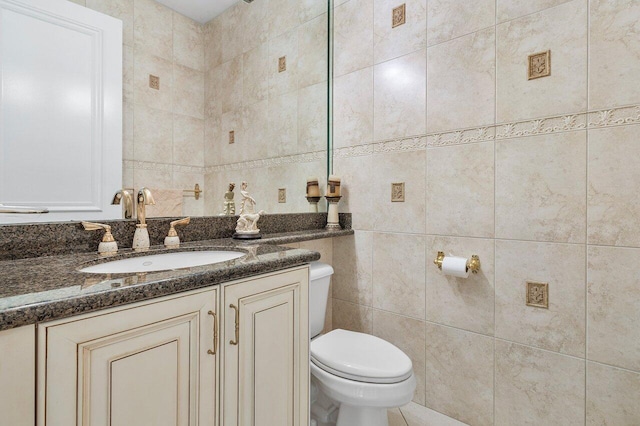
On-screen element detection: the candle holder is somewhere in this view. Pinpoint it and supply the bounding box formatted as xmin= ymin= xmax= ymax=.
xmin=306 ymin=196 xmax=321 ymax=213
xmin=325 ymin=195 xmax=342 ymax=231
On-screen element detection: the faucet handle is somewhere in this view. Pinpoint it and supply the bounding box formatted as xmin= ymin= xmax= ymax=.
xmin=165 ymin=217 xmax=190 ymax=248
xmin=82 ymin=221 xmax=118 ymax=256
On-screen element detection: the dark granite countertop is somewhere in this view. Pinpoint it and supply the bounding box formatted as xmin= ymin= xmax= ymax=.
xmin=0 ymin=228 xmax=353 ymax=331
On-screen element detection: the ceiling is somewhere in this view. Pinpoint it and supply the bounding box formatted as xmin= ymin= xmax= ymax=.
xmin=154 ymin=0 xmax=239 ymax=24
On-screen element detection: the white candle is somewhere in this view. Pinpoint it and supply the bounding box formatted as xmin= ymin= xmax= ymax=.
xmin=327 ymin=175 xmax=341 ymax=197
xmin=306 ymin=177 xmax=320 ymax=197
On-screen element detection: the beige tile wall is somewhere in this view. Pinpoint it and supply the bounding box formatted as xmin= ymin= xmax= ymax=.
xmin=203 ymin=1 xmax=329 ymax=214
xmin=75 ymin=0 xmax=329 ymax=217
xmin=332 ymin=0 xmax=640 ymax=424
xmin=73 ymin=0 xmax=205 ymax=216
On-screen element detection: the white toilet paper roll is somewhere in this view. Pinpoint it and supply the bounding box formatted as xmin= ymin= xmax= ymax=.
xmin=441 ymin=256 xmax=470 ymax=278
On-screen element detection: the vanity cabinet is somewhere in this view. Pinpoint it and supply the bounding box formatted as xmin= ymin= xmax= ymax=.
xmin=0 ymin=325 xmax=35 ymax=426
xmin=37 ymin=288 xmax=218 ymax=426
xmin=220 ymin=267 xmax=309 ymax=426
xmin=34 ymin=265 xmax=309 ymax=426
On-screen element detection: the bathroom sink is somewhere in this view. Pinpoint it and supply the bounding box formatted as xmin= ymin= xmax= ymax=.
xmin=80 ymin=250 xmax=245 ymax=274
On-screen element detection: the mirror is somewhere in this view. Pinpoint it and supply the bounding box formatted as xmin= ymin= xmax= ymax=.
xmin=201 ymin=0 xmax=331 ymax=216
xmin=0 ymin=0 xmax=331 ymax=223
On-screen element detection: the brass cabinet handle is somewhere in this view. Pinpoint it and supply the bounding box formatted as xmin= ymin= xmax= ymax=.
xmin=207 ymin=310 xmax=218 ymax=355
xmin=229 ymin=304 xmax=239 ymax=345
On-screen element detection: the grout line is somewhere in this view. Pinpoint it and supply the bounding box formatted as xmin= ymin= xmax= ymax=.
xmin=493 ymin=337 xmax=587 ymax=362
xmin=346 ymin=228 xmax=640 ymax=250
xmin=587 ymin=359 xmax=640 ymax=376
xmin=408 ymin=402 xmax=472 ymax=426
xmin=494 ymin=0 xmax=576 ymax=26
xmin=585 ymin=1 xmax=591 ymax=422
xmin=427 ymin=23 xmax=496 ymax=50
xmin=398 ymin=406 xmax=409 ymax=426
xmin=424 ymin=1 xmax=430 ymax=409
xmin=493 ymin=0 xmax=498 ymax=421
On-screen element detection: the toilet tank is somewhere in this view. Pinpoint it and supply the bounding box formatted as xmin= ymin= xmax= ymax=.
xmin=309 ymin=262 xmax=334 ymax=338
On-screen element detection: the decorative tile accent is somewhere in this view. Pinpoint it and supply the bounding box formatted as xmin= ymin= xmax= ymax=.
xmin=333 ymin=144 xmax=375 ymax=158
xmin=427 ymin=127 xmax=495 ymax=148
xmin=124 ymin=160 xmax=172 ymax=172
xmin=278 ymin=188 xmax=287 ymax=203
xmin=495 ymin=113 xmax=587 ymax=140
xmin=528 ymin=50 xmax=551 ymax=80
xmin=332 ymin=104 xmax=640 ymax=156
xmin=149 ymin=74 xmax=160 ymax=90
xmin=391 ymin=182 xmax=405 ymax=202
xmin=229 ymin=130 xmax=235 ymax=144
xmin=495 ymin=240 xmax=585 ymax=356
xmin=374 ymin=136 xmax=427 ymax=153
xmin=588 ymin=105 xmax=640 ymax=128
xmin=392 ymin=4 xmax=406 ymax=28
xmin=205 ymin=150 xmax=325 ymax=173
xmin=526 ymin=281 xmax=549 ymax=308
xmin=123 ymin=160 xmax=205 ymax=175
xmin=278 ymin=56 xmax=286 ymax=73
xmin=172 ymin=164 xmax=206 ymax=174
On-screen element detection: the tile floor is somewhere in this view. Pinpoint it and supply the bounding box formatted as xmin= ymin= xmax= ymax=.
xmin=388 ymin=402 xmax=468 ymax=426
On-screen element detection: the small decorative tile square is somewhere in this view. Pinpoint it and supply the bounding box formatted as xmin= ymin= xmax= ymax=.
xmin=278 ymin=188 xmax=287 ymax=203
xmin=392 ymin=4 xmax=406 ymax=28
xmin=391 ymin=182 xmax=405 ymax=202
xmin=278 ymin=56 xmax=287 ymax=73
xmin=228 ymin=130 xmax=235 ymax=144
xmin=149 ymin=74 xmax=160 ymax=90
xmin=526 ymin=281 xmax=549 ymax=308
xmin=528 ymin=50 xmax=551 ymax=80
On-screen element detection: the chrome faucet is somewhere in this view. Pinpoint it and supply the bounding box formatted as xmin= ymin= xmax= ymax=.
xmin=132 ymin=188 xmax=155 ymax=251
xmin=111 ymin=189 xmax=135 ymax=219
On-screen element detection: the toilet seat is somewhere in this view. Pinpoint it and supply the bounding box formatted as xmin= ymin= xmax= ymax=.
xmin=310 ymin=329 xmax=413 ymax=384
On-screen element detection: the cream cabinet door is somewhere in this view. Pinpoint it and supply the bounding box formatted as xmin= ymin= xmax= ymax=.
xmin=0 ymin=325 xmax=35 ymax=426
xmin=38 ymin=289 xmax=218 ymax=426
xmin=221 ymin=267 xmax=309 ymax=426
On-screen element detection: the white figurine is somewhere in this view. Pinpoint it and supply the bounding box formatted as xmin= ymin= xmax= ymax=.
xmin=239 ymin=181 xmax=256 ymax=214
xmin=220 ymin=182 xmax=236 ymax=216
xmin=234 ymin=181 xmax=264 ymax=239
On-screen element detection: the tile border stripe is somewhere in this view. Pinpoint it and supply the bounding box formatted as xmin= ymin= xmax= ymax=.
xmin=205 ymin=150 xmax=326 ymax=173
xmin=334 ymin=104 xmax=640 ymax=158
xmin=127 ymin=105 xmax=640 ymax=167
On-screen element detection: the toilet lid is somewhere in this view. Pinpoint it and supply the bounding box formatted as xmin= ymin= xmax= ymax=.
xmin=310 ymin=329 xmax=413 ymax=384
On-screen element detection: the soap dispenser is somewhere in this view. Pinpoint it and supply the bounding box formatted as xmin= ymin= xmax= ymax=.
xmin=164 ymin=217 xmax=190 ymax=248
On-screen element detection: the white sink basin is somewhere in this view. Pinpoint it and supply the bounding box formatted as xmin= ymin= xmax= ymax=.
xmin=80 ymin=250 xmax=245 ymax=274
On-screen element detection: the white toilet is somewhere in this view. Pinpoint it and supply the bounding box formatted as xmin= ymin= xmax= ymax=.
xmin=309 ymin=262 xmax=416 ymax=426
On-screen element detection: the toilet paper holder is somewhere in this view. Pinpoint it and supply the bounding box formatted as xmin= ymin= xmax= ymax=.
xmin=434 ymin=251 xmax=481 ymax=274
